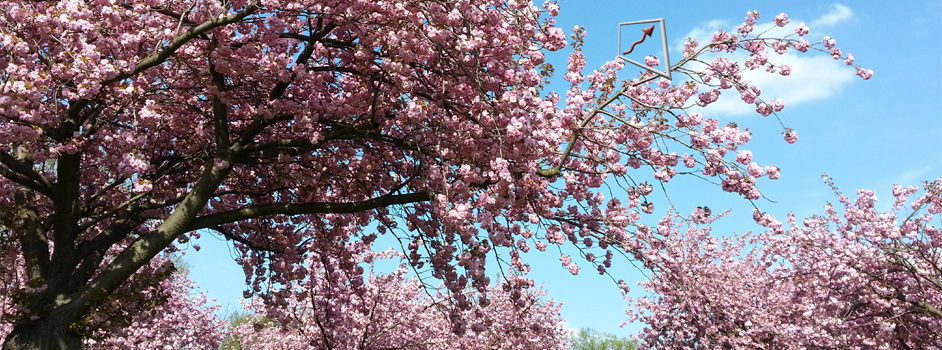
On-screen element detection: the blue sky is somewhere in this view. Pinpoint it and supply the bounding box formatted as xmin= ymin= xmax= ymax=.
xmin=183 ymin=0 xmax=942 ymax=337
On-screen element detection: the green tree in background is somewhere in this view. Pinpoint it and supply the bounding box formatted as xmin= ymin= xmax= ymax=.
xmin=569 ymin=328 xmax=637 ymax=350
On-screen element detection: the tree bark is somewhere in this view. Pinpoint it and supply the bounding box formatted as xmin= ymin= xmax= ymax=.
xmin=2 ymin=318 xmax=82 ymax=350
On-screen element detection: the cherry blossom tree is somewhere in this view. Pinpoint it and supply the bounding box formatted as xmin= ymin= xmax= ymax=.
xmin=227 ymin=241 xmax=569 ymax=350
xmin=0 ymin=251 xmax=226 ymax=349
xmin=627 ymin=177 xmax=942 ymax=349
xmin=82 ymin=270 xmax=228 ymax=350
xmin=0 ymin=0 xmax=869 ymax=348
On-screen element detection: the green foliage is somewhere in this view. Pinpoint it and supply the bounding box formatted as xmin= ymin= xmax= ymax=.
xmin=218 ymin=309 xmax=275 ymax=350
xmin=218 ymin=310 xmax=251 ymax=350
xmin=168 ymin=253 xmax=191 ymax=273
xmin=569 ymin=328 xmax=638 ymax=350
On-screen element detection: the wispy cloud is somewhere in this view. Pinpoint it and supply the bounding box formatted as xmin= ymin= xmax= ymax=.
xmin=669 ymin=7 xmax=857 ymax=117
xmin=560 ymin=319 xmax=579 ymax=337
xmin=811 ymin=4 xmax=854 ymax=28
xmin=689 ymin=52 xmax=855 ymax=117
xmin=893 ymin=167 xmax=933 ymax=186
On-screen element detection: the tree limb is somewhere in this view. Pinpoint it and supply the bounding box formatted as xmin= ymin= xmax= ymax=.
xmin=0 ymin=151 xmax=54 ymax=196
xmin=101 ymin=2 xmax=261 ymax=87
xmin=184 ymin=191 xmax=432 ymax=232
xmin=208 ymin=225 xmax=282 ymax=253
xmin=269 ymin=22 xmax=338 ymax=100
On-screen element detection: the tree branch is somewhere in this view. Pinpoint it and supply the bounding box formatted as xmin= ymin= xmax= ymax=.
xmin=74 ymin=214 xmax=136 ymax=262
xmin=7 ymin=189 xmax=50 ymax=285
xmin=101 ymin=2 xmax=261 ymax=87
xmin=184 ymin=191 xmax=432 ymax=232
xmin=48 ymin=151 xmax=82 ymax=279
xmin=235 ymin=127 xmax=421 ymax=161
xmin=234 ymin=113 xmax=291 ymax=144
xmin=269 ymin=22 xmax=338 ymax=100
xmin=209 ymin=57 xmax=232 ymax=150
xmin=538 ymin=75 xmax=659 ymax=178
xmin=0 ymin=151 xmax=54 ymax=197
xmin=78 ymin=153 xmax=236 ymax=310
xmin=208 ymin=226 xmax=281 ymax=253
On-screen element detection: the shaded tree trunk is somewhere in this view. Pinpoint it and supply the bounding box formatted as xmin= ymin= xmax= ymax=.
xmin=3 ymin=317 xmax=82 ymax=350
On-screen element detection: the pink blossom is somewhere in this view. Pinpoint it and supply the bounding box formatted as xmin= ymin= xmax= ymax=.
xmin=736 ymin=150 xmax=753 ymax=165
xmin=755 ymin=102 xmax=772 ymax=116
xmin=654 ymin=168 xmax=676 ymax=182
xmin=544 ymin=1 xmax=560 ymax=16
xmin=831 ymin=47 xmax=842 ymax=60
xmin=628 ymin=178 xmax=942 ymax=349
xmin=230 ymin=242 xmax=570 ymax=350
xmin=783 ymin=129 xmax=799 ymax=143
xmin=639 ymin=182 xmax=654 ymax=196
xmin=697 ymin=89 xmax=721 ymax=106
xmin=641 ymin=202 xmax=655 ymax=214
xmin=0 ymin=4 xmax=873 ymax=346
xmin=738 ymin=11 xmax=759 ymax=36
xmin=740 ymin=88 xmax=757 ymax=104
xmin=794 ymin=38 xmax=811 ymax=52
xmin=747 ymin=162 xmax=764 ymax=177
xmin=765 ymin=165 xmax=781 ymax=179
xmin=844 ymin=53 xmax=855 ymax=65
xmin=682 ymin=38 xmax=700 ymax=58
xmin=132 ymin=179 xmax=153 ymax=194
xmin=683 ymin=154 xmax=696 ymax=168
xmin=644 ymin=55 xmax=660 ymax=68
xmin=543 ymin=26 xmax=567 ymax=51
xmin=774 ymin=13 xmax=790 ymax=27
xmin=560 ymin=254 xmax=572 ymax=266
xmin=856 ymin=67 xmax=874 ymax=80
xmin=795 ymin=22 xmax=810 ymax=36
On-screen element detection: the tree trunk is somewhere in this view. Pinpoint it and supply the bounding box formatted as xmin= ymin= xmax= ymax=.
xmin=2 ymin=318 xmax=83 ymax=350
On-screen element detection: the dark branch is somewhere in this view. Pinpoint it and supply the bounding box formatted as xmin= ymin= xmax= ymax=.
xmin=209 ymin=57 xmax=232 ymax=149
xmin=101 ymin=2 xmax=261 ymax=87
xmin=209 ymin=226 xmax=282 ymax=253
xmin=269 ymin=22 xmax=338 ymax=100
xmin=48 ymin=151 xmax=83 ymax=274
xmin=235 ymin=114 xmax=295 ymax=149
xmin=146 ymin=5 xmax=198 ymax=27
xmin=184 ymin=191 xmax=432 ymax=232
xmin=7 ymin=189 xmax=50 ymax=284
xmin=236 ymin=129 xmax=422 ymax=162
xmin=79 ymin=152 xmax=236 ymax=309
xmin=0 ymin=151 xmax=54 ymax=196
xmin=74 ymin=214 xmax=136 ymax=260
xmin=307 ymin=66 xmax=361 ymax=74
xmin=0 ymin=167 xmax=53 ymax=198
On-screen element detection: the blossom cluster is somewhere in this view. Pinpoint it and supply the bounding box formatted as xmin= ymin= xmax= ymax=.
xmin=0 ymin=0 xmax=872 ymax=345
xmin=0 ymin=255 xmax=226 ymax=349
xmin=230 ymin=241 xmax=569 ymax=350
xmin=626 ymin=177 xmax=942 ymax=349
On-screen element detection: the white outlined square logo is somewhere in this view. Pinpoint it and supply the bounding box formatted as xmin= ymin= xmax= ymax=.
xmin=618 ymin=18 xmax=672 ymax=81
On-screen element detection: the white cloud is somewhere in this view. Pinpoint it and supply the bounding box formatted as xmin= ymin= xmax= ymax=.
xmin=894 ymin=167 xmax=933 ymax=186
xmin=680 ymin=20 xmax=730 ymax=44
xmin=560 ymin=319 xmax=579 ymax=337
xmin=811 ymin=4 xmax=853 ymax=28
xmin=689 ymin=52 xmax=855 ymax=117
xmin=668 ymin=9 xmax=857 ymax=117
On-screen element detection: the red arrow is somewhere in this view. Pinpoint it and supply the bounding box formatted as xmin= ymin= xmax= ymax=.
xmin=622 ymin=24 xmax=655 ymax=55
